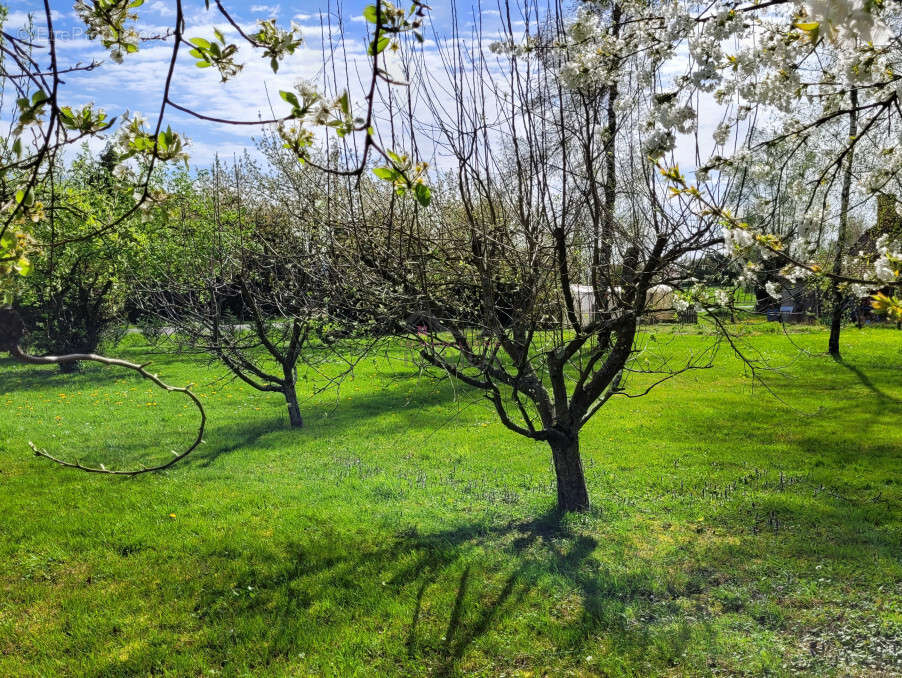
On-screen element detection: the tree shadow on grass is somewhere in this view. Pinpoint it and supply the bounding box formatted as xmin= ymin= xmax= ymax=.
xmin=2 ymin=351 xmax=476 ymax=474
xmin=173 ymin=382 xmax=480 ymax=471
xmin=186 ymin=511 xmax=691 ymax=676
xmin=0 ymin=356 xmax=139 ymax=391
xmin=836 ymin=359 xmax=901 ymax=405
xmin=179 ymin=416 xmax=288 ymax=468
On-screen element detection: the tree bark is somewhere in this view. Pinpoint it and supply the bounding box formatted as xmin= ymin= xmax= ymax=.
xmin=283 ymin=382 xmax=303 ymax=428
xmin=550 ymin=434 xmax=590 ymax=513
xmin=829 ymin=88 xmax=858 ymax=359
xmin=59 ymin=360 xmax=81 ymax=374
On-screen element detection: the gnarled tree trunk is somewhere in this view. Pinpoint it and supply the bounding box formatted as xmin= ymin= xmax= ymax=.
xmin=283 ymin=381 xmax=303 ymax=428
xmin=549 ymin=433 xmax=590 ymax=513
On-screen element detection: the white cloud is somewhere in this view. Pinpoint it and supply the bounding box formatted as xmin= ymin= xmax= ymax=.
xmin=249 ymin=4 xmax=280 ymax=16
xmin=148 ymin=2 xmax=175 ymax=17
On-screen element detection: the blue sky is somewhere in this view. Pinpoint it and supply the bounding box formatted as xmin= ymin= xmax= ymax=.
xmin=4 ymin=1 xmax=715 ymax=170
xmin=3 ymin=1 xmax=503 ymax=166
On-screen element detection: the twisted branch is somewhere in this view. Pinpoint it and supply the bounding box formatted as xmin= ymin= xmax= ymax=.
xmin=3 ymin=309 xmax=206 ymax=475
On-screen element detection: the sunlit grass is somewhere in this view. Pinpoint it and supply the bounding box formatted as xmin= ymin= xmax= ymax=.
xmin=1 ymin=326 xmax=900 ymax=676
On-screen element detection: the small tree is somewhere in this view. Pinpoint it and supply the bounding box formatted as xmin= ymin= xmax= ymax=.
xmin=137 ymin=155 xmax=352 ymax=428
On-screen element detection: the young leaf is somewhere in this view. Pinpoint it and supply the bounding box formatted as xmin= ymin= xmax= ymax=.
xmin=279 ymin=90 xmax=300 ymax=107
xmin=16 ymin=256 xmax=32 ymax=276
xmin=338 ymin=91 xmax=351 ymax=117
xmin=373 ymin=167 xmax=399 ymax=181
xmin=369 ymin=36 xmax=390 ymax=55
xmin=362 ymin=5 xmax=379 ymax=23
xmin=415 ymin=183 xmax=432 ymax=207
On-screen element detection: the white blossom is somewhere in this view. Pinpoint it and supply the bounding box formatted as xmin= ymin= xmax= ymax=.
xmin=712 ymin=122 xmax=731 ymax=146
xmin=803 ymin=0 xmax=892 ymax=47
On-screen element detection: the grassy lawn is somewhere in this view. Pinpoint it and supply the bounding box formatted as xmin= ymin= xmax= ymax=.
xmin=1 ymin=325 xmax=901 ymax=677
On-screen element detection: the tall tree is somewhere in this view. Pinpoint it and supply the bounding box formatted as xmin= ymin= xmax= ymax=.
xmin=828 ymin=89 xmax=859 ymax=357
xmin=343 ymin=0 xmax=728 ymax=512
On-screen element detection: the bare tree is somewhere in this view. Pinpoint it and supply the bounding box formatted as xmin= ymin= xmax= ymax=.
xmin=339 ymin=1 xmax=728 ymax=512
xmin=136 ymin=155 xmax=355 ymax=429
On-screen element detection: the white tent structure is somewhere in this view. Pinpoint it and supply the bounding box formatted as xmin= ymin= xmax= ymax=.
xmin=569 ymin=284 xmax=597 ymax=325
xmin=568 ymin=284 xmax=676 ymax=326
xmin=645 ymin=284 xmax=675 ymax=322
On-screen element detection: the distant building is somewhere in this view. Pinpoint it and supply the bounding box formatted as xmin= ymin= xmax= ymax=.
xmin=569 ymin=284 xmax=597 ymax=325
xmin=849 ymin=193 xmax=902 ymax=259
xmin=567 ymin=284 xmax=678 ymax=325
xmin=847 ymin=193 xmax=902 ymax=324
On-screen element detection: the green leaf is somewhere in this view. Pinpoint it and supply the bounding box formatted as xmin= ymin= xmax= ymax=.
xmin=196 ymin=61 xmax=212 ymax=68
xmin=362 ymin=5 xmax=379 ymax=23
xmin=16 ymin=256 xmax=31 ymax=277
xmin=279 ymin=90 xmax=300 ymax=107
xmin=190 ymin=37 xmax=211 ymax=48
xmin=11 ymin=138 xmax=22 ymax=157
xmin=373 ymin=167 xmax=399 ymax=181
xmin=415 ymin=183 xmax=432 ymax=207
xmin=338 ymin=91 xmax=351 ymax=117
xmin=214 ymin=27 xmax=225 ymax=43
xmin=14 ymin=188 xmax=34 ymax=207
xmin=368 ymin=36 xmax=390 ymax=56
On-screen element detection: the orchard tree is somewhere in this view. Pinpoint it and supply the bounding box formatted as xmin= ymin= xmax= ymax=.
xmin=136 ymin=154 xmax=362 ymax=429
xmin=637 ymin=0 xmax=902 ymax=321
xmin=1 ymin=0 xmax=432 ymax=312
xmin=15 ymin=148 xmax=147 ymax=371
xmin=339 ymin=0 xmax=737 ymax=512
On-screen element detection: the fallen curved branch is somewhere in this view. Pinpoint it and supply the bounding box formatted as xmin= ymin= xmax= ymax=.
xmin=2 ymin=308 xmax=206 ymax=476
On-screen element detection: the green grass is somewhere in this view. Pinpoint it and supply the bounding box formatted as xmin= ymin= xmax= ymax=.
xmin=1 ymin=326 xmax=901 ymax=677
